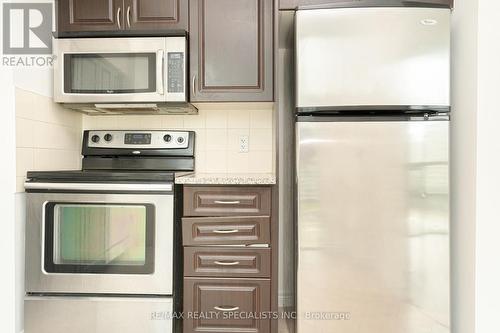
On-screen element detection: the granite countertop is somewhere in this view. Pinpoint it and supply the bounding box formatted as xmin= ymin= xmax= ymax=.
xmin=175 ymin=173 xmax=276 ymax=185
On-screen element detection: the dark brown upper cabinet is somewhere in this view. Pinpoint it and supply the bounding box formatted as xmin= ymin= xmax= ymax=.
xmin=279 ymin=0 xmax=454 ymax=10
xmin=57 ymin=0 xmax=188 ymax=33
xmin=57 ymin=0 xmax=122 ymax=32
xmin=123 ymin=0 xmax=188 ymax=30
xmin=189 ymin=0 xmax=274 ymax=102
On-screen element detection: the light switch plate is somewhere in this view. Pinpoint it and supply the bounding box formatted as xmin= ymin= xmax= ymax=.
xmin=239 ymin=135 xmax=249 ymax=153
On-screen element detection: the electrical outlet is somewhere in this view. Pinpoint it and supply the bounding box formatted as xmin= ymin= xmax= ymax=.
xmin=239 ymin=135 xmax=249 ymax=153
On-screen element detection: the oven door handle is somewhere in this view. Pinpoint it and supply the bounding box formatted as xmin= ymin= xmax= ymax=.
xmin=24 ymin=182 xmax=173 ymax=192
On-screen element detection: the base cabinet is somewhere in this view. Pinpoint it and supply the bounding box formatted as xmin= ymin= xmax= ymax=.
xmin=182 ymin=185 xmax=275 ymax=333
xmin=184 ymin=278 xmax=270 ymax=333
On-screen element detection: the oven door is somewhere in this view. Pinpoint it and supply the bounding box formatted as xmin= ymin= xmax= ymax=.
xmin=53 ymin=37 xmax=186 ymax=104
xmin=25 ymin=190 xmax=173 ymax=295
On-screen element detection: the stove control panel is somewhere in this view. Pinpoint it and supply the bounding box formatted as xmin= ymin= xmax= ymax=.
xmin=87 ymin=130 xmax=190 ymax=149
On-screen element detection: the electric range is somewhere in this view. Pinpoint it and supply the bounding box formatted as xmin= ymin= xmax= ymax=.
xmin=24 ymin=129 xmax=195 ymax=333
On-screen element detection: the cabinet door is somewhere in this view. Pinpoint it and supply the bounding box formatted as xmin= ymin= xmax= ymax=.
xmin=124 ymin=0 xmax=188 ymax=31
xmin=189 ymin=0 xmax=273 ymax=102
xmin=57 ymin=0 xmax=123 ymax=32
xmin=184 ymin=278 xmax=270 ymax=333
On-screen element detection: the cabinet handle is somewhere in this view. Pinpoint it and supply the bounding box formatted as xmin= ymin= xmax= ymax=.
xmin=117 ymin=7 xmax=122 ymax=29
xmin=214 ymin=260 xmax=240 ymax=266
xmin=212 ymin=229 xmax=239 ymax=234
xmin=126 ymin=6 xmax=131 ymax=28
xmin=192 ymin=75 xmax=196 ymax=97
xmin=214 ymin=306 xmax=240 ymax=312
xmin=214 ymin=200 xmax=241 ymax=205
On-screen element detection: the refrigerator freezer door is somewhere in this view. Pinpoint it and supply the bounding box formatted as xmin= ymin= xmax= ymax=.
xmin=296 ymin=120 xmax=450 ymax=333
xmin=296 ymin=8 xmax=450 ymax=111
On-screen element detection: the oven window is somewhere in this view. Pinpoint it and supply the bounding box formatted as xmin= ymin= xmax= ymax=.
xmin=64 ymin=53 xmax=157 ymax=94
xmin=44 ymin=203 xmax=155 ymax=274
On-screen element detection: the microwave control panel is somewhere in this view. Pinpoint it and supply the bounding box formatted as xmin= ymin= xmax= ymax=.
xmin=167 ymin=52 xmax=184 ymax=93
xmin=87 ymin=130 xmax=190 ymax=149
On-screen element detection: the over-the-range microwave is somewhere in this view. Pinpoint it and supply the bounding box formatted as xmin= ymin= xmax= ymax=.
xmin=53 ymin=36 xmax=197 ymax=114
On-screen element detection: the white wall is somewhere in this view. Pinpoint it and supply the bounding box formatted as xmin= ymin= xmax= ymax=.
xmin=475 ymin=1 xmax=500 ymax=332
xmin=0 ymin=64 xmax=17 ymax=333
xmin=450 ymin=1 xmax=478 ymax=333
xmin=451 ymin=1 xmax=500 ymax=332
xmin=16 ymin=89 xmax=83 ymax=192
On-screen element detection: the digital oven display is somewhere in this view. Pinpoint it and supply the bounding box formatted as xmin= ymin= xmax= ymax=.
xmin=124 ymin=133 xmax=152 ymax=145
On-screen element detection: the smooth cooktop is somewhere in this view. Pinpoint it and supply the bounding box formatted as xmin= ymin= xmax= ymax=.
xmin=26 ymin=170 xmax=176 ymax=183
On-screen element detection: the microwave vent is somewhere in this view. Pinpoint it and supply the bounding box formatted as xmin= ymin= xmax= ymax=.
xmin=63 ymin=103 xmax=198 ymax=115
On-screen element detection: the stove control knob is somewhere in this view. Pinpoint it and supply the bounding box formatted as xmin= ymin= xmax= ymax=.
xmin=91 ymin=135 xmax=100 ymax=143
xmin=163 ymin=134 xmax=172 ymax=142
xmin=177 ymin=136 xmax=185 ymax=144
xmin=104 ymin=134 xmax=113 ymax=142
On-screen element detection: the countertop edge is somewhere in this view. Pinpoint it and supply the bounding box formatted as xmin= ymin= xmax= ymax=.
xmin=174 ymin=174 xmax=277 ymax=185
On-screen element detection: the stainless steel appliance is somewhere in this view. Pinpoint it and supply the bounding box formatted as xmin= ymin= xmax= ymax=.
xmin=24 ymin=130 xmax=195 ymax=333
xmin=295 ymin=5 xmax=450 ymax=333
xmin=296 ymin=7 xmax=450 ymax=112
xmin=53 ymin=36 xmax=197 ymax=114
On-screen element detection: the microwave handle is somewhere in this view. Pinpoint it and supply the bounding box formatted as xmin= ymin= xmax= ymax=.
xmin=157 ymin=50 xmax=164 ymax=95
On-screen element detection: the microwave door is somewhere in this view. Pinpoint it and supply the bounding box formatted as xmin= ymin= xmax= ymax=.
xmin=53 ymin=37 xmax=173 ymax=104
xmin=63 ymin=52 xmax=160 ymax=97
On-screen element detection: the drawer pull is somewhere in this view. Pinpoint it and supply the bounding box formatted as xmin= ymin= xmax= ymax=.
xmin=212 ymin=229 xmax=239 ymax=234
xmin=214 ymin=260 xmax=240 ymax=266
xmin=214 ymin=200 xmax=241 ymax=205
xmin=214 ymin=306 xmax=240 ymax=312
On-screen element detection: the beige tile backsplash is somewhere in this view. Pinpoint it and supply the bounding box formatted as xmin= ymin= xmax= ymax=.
xmin=82 ymin=103 xmax=275 ymax=174
xmin=15 ymin=90 xmax=274 ymax=192
xmin=15 ymin=88 xmax=83 ymax=192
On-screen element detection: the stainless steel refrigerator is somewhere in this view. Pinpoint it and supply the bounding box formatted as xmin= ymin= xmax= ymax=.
xmin=295 ymin=6 xmax=450 ymax=333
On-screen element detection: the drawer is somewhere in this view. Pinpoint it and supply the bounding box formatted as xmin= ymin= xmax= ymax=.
xmin=183 ymin=186 xmax=271 ymax=216
xmin=184 ymin=247 xmax=271 ymax=278
xmin=184 ymin=278 xmax=270 ymax=333
xmin=182 ymin=216 xmax=270 ymax=246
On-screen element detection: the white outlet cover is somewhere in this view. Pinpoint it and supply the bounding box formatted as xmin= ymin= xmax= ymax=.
xmin=239 ymin=135 xmax=249 ymax=153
